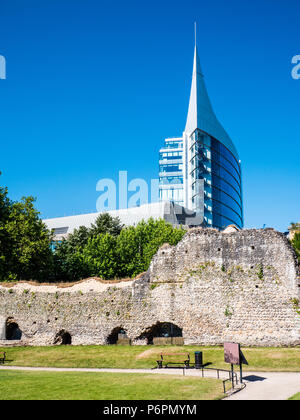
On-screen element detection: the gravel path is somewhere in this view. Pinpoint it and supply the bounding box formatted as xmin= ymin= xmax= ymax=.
xmin=0 ymin=366 xmax=299 ymax=400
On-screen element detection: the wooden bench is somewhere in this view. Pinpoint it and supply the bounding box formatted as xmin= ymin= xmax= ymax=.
xmin=0 ymin=352 xmax=6 ymax=364
xmin=156 ymin=352 xmax=190 ymax=369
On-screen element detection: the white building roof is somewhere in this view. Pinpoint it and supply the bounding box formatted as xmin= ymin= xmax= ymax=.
xmin=43 ymin=201 xmax=199 ymax=238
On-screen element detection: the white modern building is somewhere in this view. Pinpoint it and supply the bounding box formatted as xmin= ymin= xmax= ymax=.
xmin=44 ymin=201 xmax=200 ymax=241
xmin=159 ymin=41 xmax=243 ymax=230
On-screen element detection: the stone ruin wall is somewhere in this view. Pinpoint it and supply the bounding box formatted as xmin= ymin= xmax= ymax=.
xmin=0 ymin=228 xmax=299 ymax=347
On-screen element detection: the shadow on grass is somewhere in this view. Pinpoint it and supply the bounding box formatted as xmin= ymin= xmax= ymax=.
xmin=202 ymin=362 xmax=212 ymax=368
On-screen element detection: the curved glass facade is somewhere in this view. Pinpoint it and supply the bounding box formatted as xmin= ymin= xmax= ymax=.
xmin=158 ymin=43 xmax=243 ymax=230
xmin=190 ymin=129 xmax=243 ymax=229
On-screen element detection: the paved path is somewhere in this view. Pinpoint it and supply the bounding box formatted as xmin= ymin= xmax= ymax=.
xmin=0 ymin=365 xmax=230 ymax=379
xmin=224 ymin=372 xmax=300 ymax=400
xmin=0 ymin=366 xmax=299 ymax=400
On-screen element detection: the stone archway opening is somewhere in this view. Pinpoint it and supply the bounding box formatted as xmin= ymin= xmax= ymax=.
xmin=53 ymin=329 xmax=72 ymax=345
xmin=106 ymin=327 xmax=130 ymax=345
xmin=5 ymin=317 xmax=22 ymax=340
xmin=136 ymin=322 xmax=183 ymax=345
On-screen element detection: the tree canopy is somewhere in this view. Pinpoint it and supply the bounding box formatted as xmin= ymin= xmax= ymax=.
xmin=53 ymin=215 xmax=186 ymax=281
xmin=0 ymin=186 xmax=53 ymax=281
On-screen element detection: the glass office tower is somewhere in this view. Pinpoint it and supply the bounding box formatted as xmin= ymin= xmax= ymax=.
xmin=159 ymin=43 xmax=243 ymax=230
xmin=159 ymin=138 xmax=184 ymax=207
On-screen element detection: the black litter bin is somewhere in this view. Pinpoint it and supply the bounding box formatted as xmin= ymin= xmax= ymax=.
xmin=194 ymin=351 xmax=203 ymax=369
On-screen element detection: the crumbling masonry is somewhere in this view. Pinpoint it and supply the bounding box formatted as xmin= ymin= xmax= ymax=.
xmin=0 ymin=228 xmax=299 ymax=347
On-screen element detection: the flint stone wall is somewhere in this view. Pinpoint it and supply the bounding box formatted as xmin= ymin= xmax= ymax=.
xmin=0 ymin=228 xmax=299 ymax=347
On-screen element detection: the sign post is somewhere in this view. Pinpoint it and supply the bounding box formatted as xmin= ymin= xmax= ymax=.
xmin=224 ymin=342 xmax=248 ymax=385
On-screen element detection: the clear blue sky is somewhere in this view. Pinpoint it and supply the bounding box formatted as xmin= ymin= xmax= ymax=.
xmin=0 ymin=0 xmax=299 ymax=232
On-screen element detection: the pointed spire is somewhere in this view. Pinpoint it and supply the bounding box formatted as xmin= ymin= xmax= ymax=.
xmin=185 ymin=44 xmax=214 ymax=133
xmin=184 ymin=29 xmax=239 ymax=159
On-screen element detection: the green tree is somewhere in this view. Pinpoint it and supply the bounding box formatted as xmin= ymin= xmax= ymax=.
xmin=0 ymin=186 xmax=12 ymax=279
xmin=82 ymin=233 xmax=118 ymax=279
xmin=52 ymin=214 xmax=123 ymax=281
xmin=292 ymin=232 xmax=300 ymax=262
xmin=116 ymin=226 xmax=145 ymax=278
xmin=1 ymin=195 xmax=53 ymax=281
xmin=74 ymin=218 xmax=186 ymax=281
xmin=89 ymin=213 xmax=124 ymax=237
xmin=135 ymin=218 xmax=186 ymax=276
xmin=52 ymin=226 xmax=91 ymax=281
xmin=116 ymin=218 xmax=186 ymax=278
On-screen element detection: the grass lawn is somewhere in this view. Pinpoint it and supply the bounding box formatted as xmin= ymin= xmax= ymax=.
xmin=0 ymin=345 xmax=299 ymax=372
xmin=0 ymin=370 xmax=224 ymax=400
xmin=288 ymin=392 xmax=300 ymax=400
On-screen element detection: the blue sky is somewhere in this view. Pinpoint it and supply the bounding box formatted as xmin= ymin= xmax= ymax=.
xmin=0 ymin=0 xmax=299 ymax=232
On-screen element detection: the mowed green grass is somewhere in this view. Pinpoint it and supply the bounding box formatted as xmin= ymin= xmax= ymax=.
xmin=288 ymin=392 xmax=300 ymax=400
xmin=0 ymin=370 xmax=224 ymax=400
xmin=0 ymin=345 xmax=299 ymax=372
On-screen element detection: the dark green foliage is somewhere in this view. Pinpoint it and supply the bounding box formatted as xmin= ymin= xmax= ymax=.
xmin=292 ymin=232 xmax=300 ymax=262
xmin=0 ymin=186 xmax=11 ymax=280
xmin=114 ymin=218 xmax=186 ymax=278
xmin=54 ymin=216 xmax=186 ymax=281
xmin=0 ymin=186 xmax=53 ymax=282
xmin=52 ymin=226 xmax=91 ymax=281
xmin=289 ymin=221 xmax=300 ymax=262
xmin=82 ymin=234 xmax=119 ymax=279
xmin=53 ymin=214 xmax=123 ymax=281
xmin=89 ymin=213 xmax=123 ymax=237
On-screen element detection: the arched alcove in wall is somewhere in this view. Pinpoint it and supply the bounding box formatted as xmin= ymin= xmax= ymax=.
xmin=53 ymin=329 xmax=72 ymax=345
xmin=135 ymin=322 xmax=183 ymax=345
xmin=5 ymin=317 xmax=22 ymax=340
xmin=106 ymin=327 xmax=128 ymax=345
